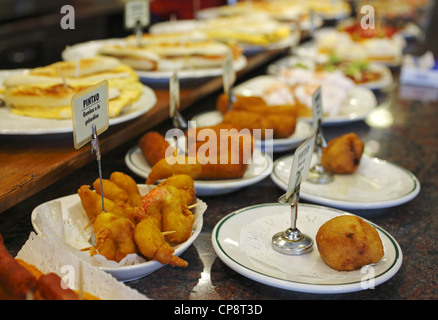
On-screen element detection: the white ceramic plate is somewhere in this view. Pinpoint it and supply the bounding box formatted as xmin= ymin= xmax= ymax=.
xmin=232 ymin=75 xmax=377 ymax=125
xmin=271 ymin=154 xmax=421 ymax=210
xmin=191 ymin=110 xmax=314 ymax=152
xmin=125 ymin=146 xmax=273 ymax=196
xmin=31 ymin=185 xmax=205 ymax=282
xmin=267 ymin=56 xmax=393 ymax=90
xmin=212 ymin=203 xmax=402 ymax=293
xmin=0 ymin=69 xmax=156 ymax=135
xmin=62 ymin=38 xmax=247 ymax=82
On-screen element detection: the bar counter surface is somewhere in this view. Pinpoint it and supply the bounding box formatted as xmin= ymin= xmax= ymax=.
xmin=1 ymin=9 xmax=438 ymax=302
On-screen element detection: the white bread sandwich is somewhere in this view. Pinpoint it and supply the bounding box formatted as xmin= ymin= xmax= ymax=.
xmin=2 ymin=56 xmax=144 ymax=119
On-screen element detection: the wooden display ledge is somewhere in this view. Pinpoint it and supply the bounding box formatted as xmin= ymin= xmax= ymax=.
xmin=0 ymin=49 xmax=286 ymax=213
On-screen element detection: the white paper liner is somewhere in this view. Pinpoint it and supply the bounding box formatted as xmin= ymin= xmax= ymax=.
xmin=16 ymin=232 xmax=148 ymax=300
xmin=32 ymin=185 xmax=206 ymax=267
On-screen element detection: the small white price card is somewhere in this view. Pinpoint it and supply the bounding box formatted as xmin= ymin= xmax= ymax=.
xmin=169 ymin=71 xmax=180 ymax=118
xmin=312 ymin=86 xmax=323 ymax=131
xmin=125 ymin=0 xmax=150 ymax=29
xmin=222 ymin=52 xmax=235 ymax=95
xmin=286 ymin=134 xmax=316 ymax=198
xmin=71 ymin=80 xmax=109 ymax=149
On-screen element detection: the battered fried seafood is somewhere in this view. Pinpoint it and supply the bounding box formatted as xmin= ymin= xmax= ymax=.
xmin=78 ymin=185 xmax=135 ymax=221
xmin=134 ymin=219 xmax=188 ymax=267
xmin=321 ymin=132 xmax=364 ymax=174
xmin=136 ymin=185 xmax=194 ymax=243
xmin=316 ymin=215 xmax=384 ymax=271
xmin=93 ymin=178 xmax=129 ymax=203
xmin=157 ymin=174 xmax=197 ymax=206
xmin=78 ymin=172 xmax=197 ymax=267
xmin=109 ymin=171 xmax=142 ymax=207
xmin=91 ymin=212 xmax=138 ymax=263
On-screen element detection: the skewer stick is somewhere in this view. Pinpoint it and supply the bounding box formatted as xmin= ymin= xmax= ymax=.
xmin=83 ymin=217 xmax=96 ymax=230
xmin=161 ymin=231 xmax=176 ymax=236
xmin=188 ymin=202 xmax=200 ymax=210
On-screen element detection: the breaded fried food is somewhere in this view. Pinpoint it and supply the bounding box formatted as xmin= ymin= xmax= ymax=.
xmin=186 ymin=123 xmax=254 ymax=163
xmin=222 ymin=109 xmax=296 ymax=139
xmin=77 ymin=185 xmax=135 ymax=221
xmin=93 ymin=178 xmax=129 ymax=203
xmin=217 ymin=93 xmax=266 ymax=114
xmin=157 ymin=174 xmax=196 ymax=206
xmin=316 ymin=215 xmax=384 ymax=271
xmin=321 ymin=132 xmax=364 ymax=174
xmin=91 ymin=212 xmax=138 ymax=263
xmin=110 ymin=171 xmax=142 ymax=207
xmin=144 ymin=126 xmax=254 ymax=183
xmin=160 ymin=185 xmax=195 ymax=244
xmin=135 ymin=184 xmax=194 ymax=244
xmin=134 ymin=219 xmax=188 ymax=267
xmin=139 ymin=131 xmax=174 ymax=166
xmin=146 ymin=156 xmax=202 ymax=184
xmin=217 ymin=93 xmax=298 ymax=117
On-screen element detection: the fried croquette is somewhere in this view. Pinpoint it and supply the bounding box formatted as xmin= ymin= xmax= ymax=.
xmin=146 ymin=156 xmax=202 ymax=184
xmin=321 ymin=132 xmax=364 ymax=174
xmin=316 ymin=215 xmax=384 ymax=271
xmin=139 ymin=131 xmax=174 ymax=166
xmin=222 ymin=110 xmax=296 ymax=139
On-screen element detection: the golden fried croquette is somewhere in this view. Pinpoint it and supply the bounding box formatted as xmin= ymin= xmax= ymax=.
xmin=139 ymin=131 xmax=174 ymax=166
xmin=146 ymin=156 xmax=202 ymax=184
xmin=222 ymin=110 xmax=296 ymax=139
xmin=316 ymin=215 xmax=384 ymax=271
xmin=321 ymin=132 xmax=364 ymax=174
xmin=217 ymin=93 xmax=298 ymax=117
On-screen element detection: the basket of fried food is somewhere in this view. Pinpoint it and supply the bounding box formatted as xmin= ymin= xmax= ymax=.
xmin=77 ymin=172 xmax=205 ymax=269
